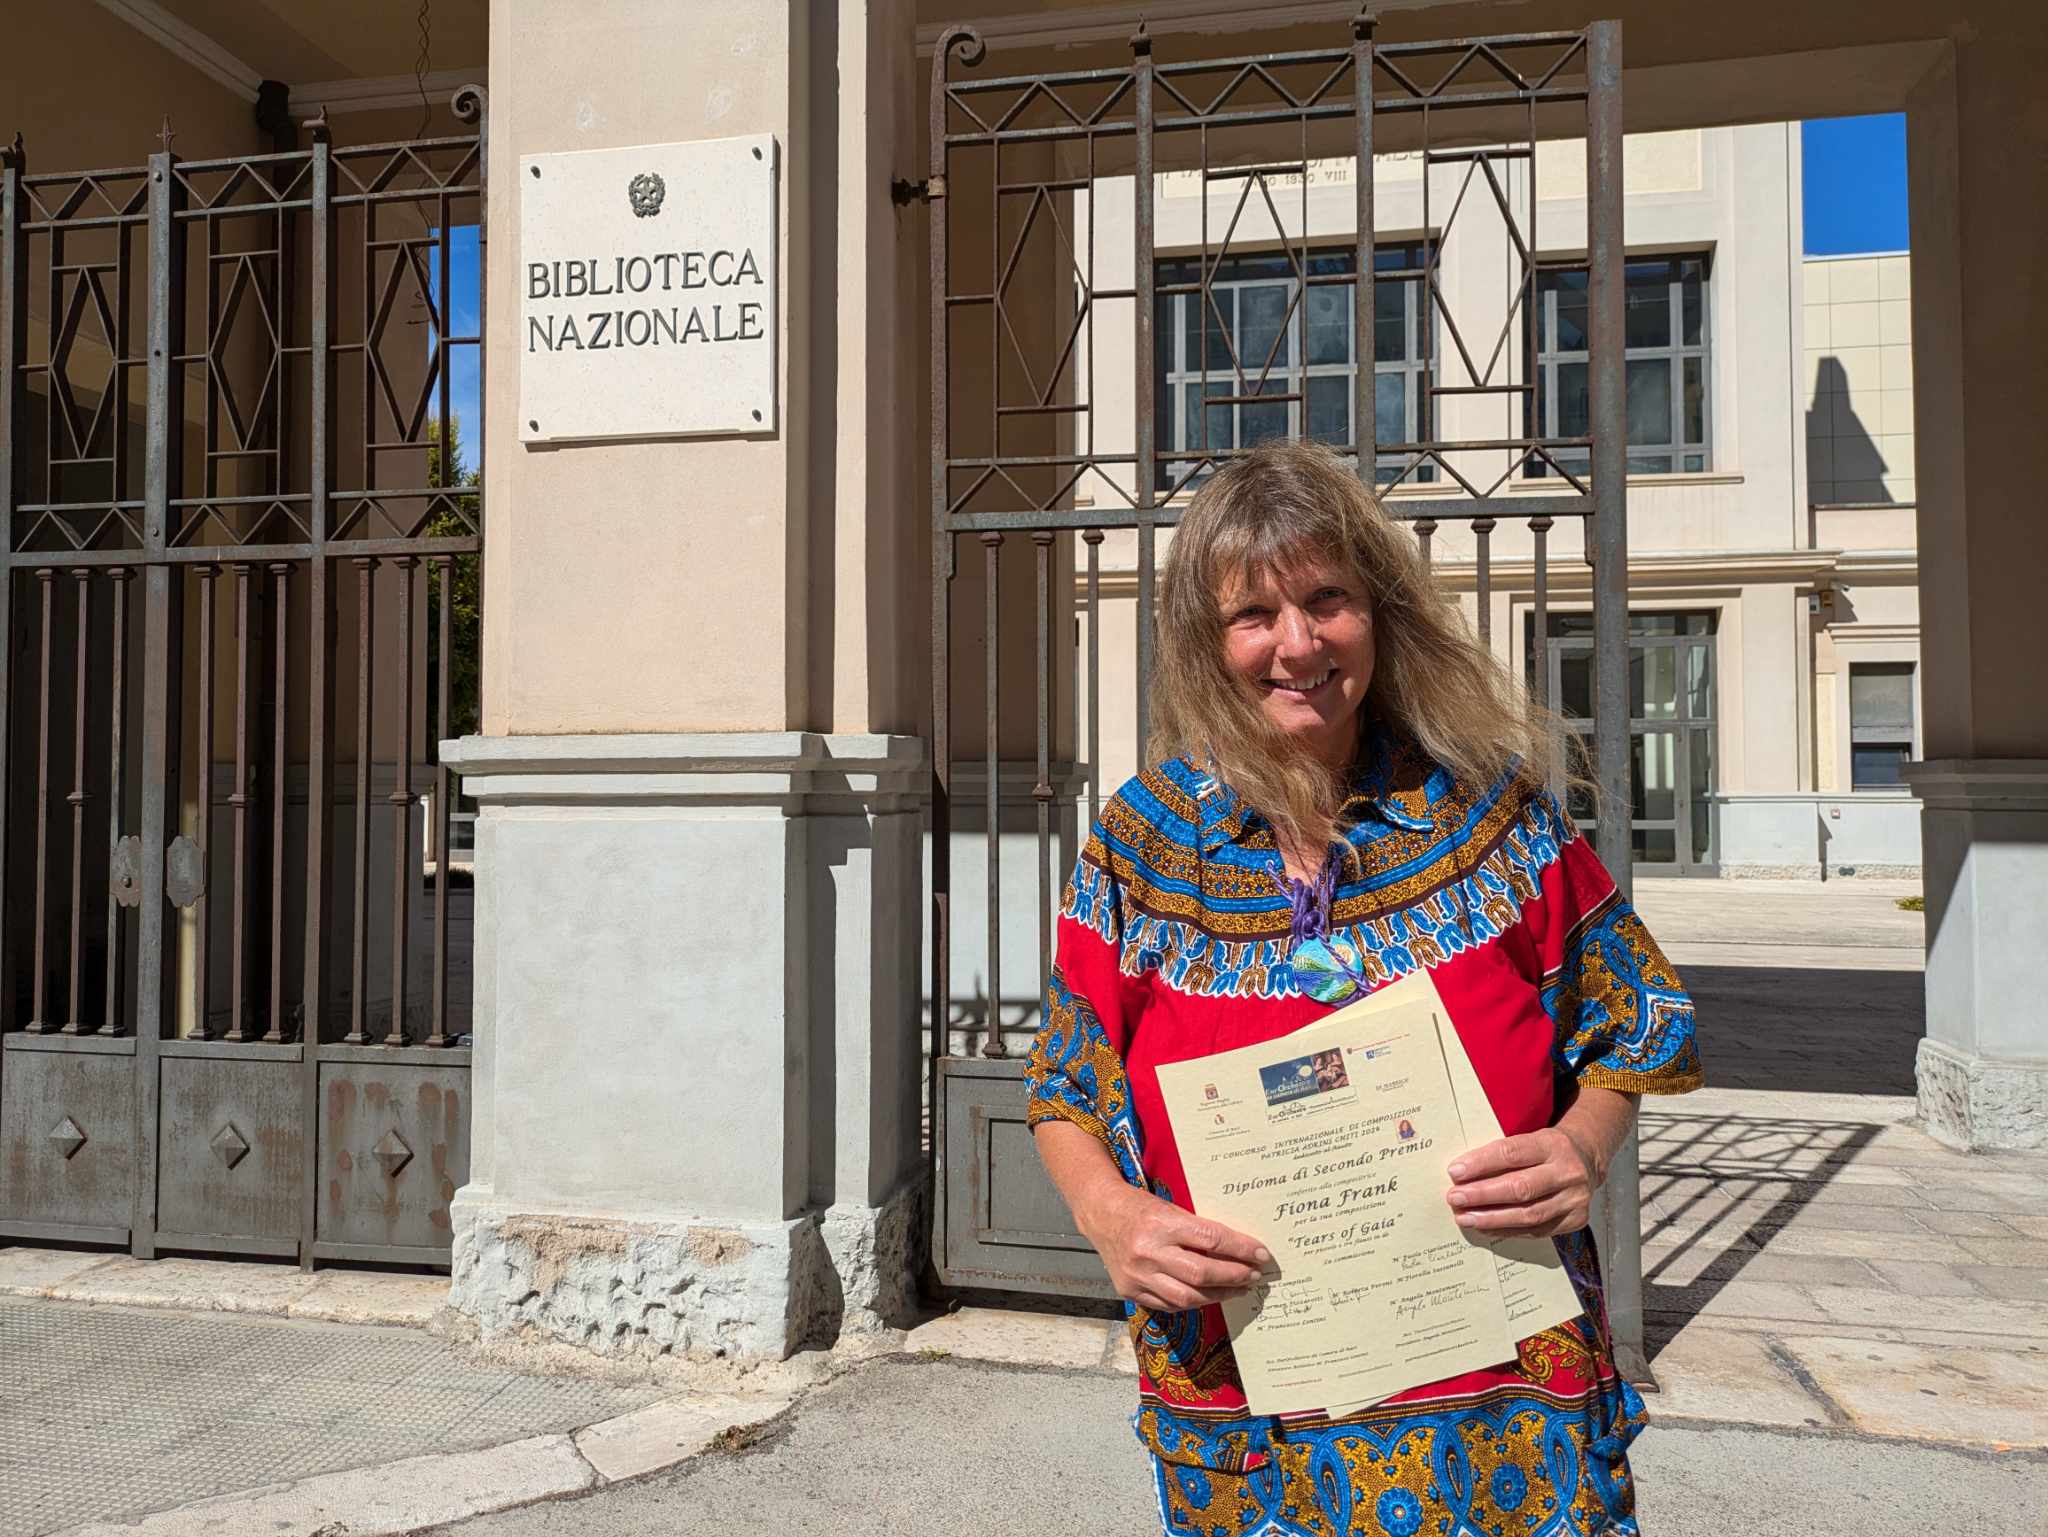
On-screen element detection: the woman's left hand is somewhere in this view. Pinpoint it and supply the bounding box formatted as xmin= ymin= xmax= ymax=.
xmin=1442 ymin=1127 xmax=1599 ymax=1238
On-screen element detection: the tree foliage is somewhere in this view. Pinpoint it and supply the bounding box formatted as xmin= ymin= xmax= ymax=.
xmin=424 ymin=420 xmax=482 ymax=740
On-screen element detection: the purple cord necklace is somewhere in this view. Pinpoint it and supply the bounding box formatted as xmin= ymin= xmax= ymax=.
xmin=1284 ymin=852 xmax=1340 ymax=950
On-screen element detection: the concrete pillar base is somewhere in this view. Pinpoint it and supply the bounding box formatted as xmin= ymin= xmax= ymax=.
xmin=449 ymin=1191 xmax=836 ymax=1361
xmin=1915 ymin=1039 xmax=2048 ymax=1152
xmin=441 ymin=732 xmax=929 ymax=1362
xmin=818 ymin=1174 xmax=931 ymax=1336
xmin=448 ymin=1175 xmax=931 ymax=1360
xmin=1904 ymin=760 xmax=2048 ymax=1152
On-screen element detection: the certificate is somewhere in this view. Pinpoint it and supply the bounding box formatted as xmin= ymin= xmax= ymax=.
xmin=1156 ymin=970 xmax=1582 ymax=1416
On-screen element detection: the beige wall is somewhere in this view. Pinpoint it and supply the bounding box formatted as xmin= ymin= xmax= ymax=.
xmin=2 ymin=0 xmax=262 ymax=172
xmin=480 ymin=0 xmax=920 ymax=737
xmin=1805 ymin=254 xmax=1914 ymax=508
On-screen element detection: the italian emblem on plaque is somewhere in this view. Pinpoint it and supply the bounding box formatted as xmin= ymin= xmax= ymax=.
xmin=627 ymin=171 xmax=666 ymax=218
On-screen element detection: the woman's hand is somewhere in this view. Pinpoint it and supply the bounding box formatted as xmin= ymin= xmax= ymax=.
xmin=1443 ymin=1127 xmax=1599 ymax=1237
xmin=1036 ymin=1119 xmax=1270 ymax=1312
xmin=1077 ymin=1181 xmax=1272 ymax=1313
xmin=1443 ymin=1087 xmax=1637 ymax=1239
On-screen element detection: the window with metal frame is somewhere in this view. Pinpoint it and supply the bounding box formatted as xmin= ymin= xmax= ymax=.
xmin=1155 ymin=241 xmax=1434 ymax=489
xmin=1849 ymin=661 xmax=1916 ymax=788
xmin=1527 ymin=253 xmax=1711 ymax=478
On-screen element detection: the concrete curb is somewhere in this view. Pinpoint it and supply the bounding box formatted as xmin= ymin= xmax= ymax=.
xmin=44 ymin=1391 xmax=795 ymax=1537
xmin=0 ymin=1250 xmax=449 ymax=1328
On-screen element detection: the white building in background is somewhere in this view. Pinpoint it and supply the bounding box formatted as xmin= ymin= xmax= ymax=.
xmin=1076 ymin=124 xmax=1921 ymax=878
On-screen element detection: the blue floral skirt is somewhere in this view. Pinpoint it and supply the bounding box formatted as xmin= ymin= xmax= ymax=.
xmin=1147 ymin=1400 xmax=1643 ymax=1537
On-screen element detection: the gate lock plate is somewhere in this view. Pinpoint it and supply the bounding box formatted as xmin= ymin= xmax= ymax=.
xmin=111 ymin=835 xmax=143 ymax=908
xmin=164 ymin=834 xmax=206 ymax=910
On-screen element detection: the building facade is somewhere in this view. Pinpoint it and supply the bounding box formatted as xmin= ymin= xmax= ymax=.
xmin=1077 ymin=126 xmax=1923 ymax=880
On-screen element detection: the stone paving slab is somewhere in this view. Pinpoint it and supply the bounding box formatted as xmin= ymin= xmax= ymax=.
xmin=1787 ymin=1337 xmax=2048 ymax=1448
xmin=903 ymin=1306 xmax=1117 ymax=1369
xmin=571 ymin=1391 xmax=795 ymax=1483
xmin=48 ymin=1256 xmax=325 ymax=1314
xmin=0 ymin=1248 xmax=452 ymax=1329
xmin=1638 ymin=1326 xmax=1834 ymax=1431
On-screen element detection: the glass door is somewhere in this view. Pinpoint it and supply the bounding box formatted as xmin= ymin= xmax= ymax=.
xmin=1545 ymin=612 xmax=1718 ymax=875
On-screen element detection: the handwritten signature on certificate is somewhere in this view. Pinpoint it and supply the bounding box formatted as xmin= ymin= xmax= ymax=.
xmin=1155 ymin=970 xmax=1581 ymax=1416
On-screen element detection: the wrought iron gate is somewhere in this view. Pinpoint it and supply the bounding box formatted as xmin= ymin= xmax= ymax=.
xmin=0 ymin=96 xmax=485 ymax=1266
xmin=926 ymin=16 xmax=1638 ymax=1331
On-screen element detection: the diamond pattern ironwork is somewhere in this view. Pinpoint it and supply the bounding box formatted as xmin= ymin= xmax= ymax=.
xmin=373 ymin=1130 xmax=413 ymax=1179
xmin=48 ymin=1118 xmax=87 ymax=1160
xmin=210 ymin=1123 xmax=250 ymax=1171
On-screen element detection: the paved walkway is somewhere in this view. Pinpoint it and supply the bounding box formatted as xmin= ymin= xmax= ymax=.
xmin=1625 ymin=876 xmax=2048 ymax=1444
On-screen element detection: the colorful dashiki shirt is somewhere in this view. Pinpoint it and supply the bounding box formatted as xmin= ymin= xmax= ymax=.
xmin=1024 ymin=726 xmax=1703 ymax=1537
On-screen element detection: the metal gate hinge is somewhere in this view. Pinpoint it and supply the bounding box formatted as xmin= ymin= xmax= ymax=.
xmin=892 ymin=175 xmax=943 ymax=206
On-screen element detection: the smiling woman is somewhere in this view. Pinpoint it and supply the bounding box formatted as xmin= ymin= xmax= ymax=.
xmin=1150 ymin=439 xmax=1568 ymax=880
xmin=1026 ymin=440 xmax=1703 ymax=1537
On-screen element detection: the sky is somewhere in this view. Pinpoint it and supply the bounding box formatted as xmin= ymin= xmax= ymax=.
xmin=442 ymin=224 xmax=482 ymax=470
xmin=1801 ymin=113 xmax=1910 ymax=257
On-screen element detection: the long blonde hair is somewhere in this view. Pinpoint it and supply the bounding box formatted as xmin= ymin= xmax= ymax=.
xmin=1150 ymin=438 xmax=1569 ymax=856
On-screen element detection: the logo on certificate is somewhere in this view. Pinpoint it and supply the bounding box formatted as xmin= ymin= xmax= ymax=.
xmin=1204 ymin=1083 xmax=1219 ymax=1102
xmin=1258 ymin=1048 xmax=1351 ymax=1107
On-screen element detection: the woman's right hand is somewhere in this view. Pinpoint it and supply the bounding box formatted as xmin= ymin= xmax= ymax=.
xmin=1076 ymin=1181 xmax=1272 ymax=1312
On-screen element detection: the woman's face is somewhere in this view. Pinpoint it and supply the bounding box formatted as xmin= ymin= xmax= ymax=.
xmin=1217 ymin=556 xmax=1375 ymax=769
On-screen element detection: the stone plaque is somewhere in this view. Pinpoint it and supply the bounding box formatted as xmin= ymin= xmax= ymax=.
xmin=519 ymin=135 xmax=778 ymax=443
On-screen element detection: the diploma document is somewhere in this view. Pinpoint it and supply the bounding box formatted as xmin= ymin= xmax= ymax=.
xmin=1155 ymin=970 xmax=1582 ymax=1416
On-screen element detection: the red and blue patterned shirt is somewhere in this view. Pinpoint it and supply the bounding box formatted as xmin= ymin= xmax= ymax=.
xmin=1025 ymin=726 xmax=1703 ymax=1508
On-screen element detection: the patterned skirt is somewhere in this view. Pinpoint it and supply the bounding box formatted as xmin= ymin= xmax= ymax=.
xmin=1147 ymin=1384 xmax=1645 ymax=1537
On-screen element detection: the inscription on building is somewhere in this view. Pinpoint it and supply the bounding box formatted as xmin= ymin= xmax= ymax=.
xmin=519 ymin=135 xmax=778 ymax=442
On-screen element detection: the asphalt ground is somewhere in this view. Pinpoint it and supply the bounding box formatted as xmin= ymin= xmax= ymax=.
xmin=418 ymin=1356 xmax=2048 ymax=1537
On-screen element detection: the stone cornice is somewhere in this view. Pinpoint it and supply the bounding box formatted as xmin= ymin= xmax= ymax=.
xmin=290 ymin=69 xmax=489 ymax=118
xmin=443 ymin=732 xmax=927 ymax=813
xmin=94 ymin=0 xmax=485 ymax=119
xmin=1902 ymin=759 xmax=2048 ymax=813
xmin=95 ymin=0 xmax=262 ymax=103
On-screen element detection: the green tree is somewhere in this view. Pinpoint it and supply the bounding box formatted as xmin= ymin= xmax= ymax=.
xmin=424 ymin=420 xmax=482 ymax=740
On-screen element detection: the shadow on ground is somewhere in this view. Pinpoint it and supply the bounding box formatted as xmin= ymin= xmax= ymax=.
xmin=1682 ymin=964 xmax=1922 ymax=1094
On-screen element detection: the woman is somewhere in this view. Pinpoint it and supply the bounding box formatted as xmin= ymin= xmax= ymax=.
xmin=1027 ymin=439 xmax=1701 ymax=1536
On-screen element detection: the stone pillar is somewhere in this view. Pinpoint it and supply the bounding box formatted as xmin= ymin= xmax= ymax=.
xmin=448 ymin=0 xmax=927 ymax=1358
xmin=1902 ymin=33 xmax=2048 ymax=1151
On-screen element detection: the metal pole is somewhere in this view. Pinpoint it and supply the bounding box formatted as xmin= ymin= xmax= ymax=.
xmin=1353 ymin=12 xmax=1376 ymax=483
xmin=928 ymin=25 xmax=978 ymax=1277
xmin=1132 ymin=24 xmax=1156 ymax=760
xmin=298 ymin=111 xmax=333 ymax=1267
xmin=0 ymin=140 xmax=26 ymax=1032
xmin=1584 ymin=17 xmax=1649 ymax=1386
xmin=132 ymin=140 xmax=187 ymax=1258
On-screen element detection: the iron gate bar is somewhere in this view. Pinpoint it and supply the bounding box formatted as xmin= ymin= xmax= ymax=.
xmin=1133 ymin=25 xmax=1156 ymax=771
xmin=0 ymin=145 xmax=25 ymax=1035
xmin=1583 ymin=18 xmax=1645 ymax=1379
xmin=0 ymin=94 xmax=485 ymax=1266
xmin=929 ymin=12 xmax=1639 ymax=1358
